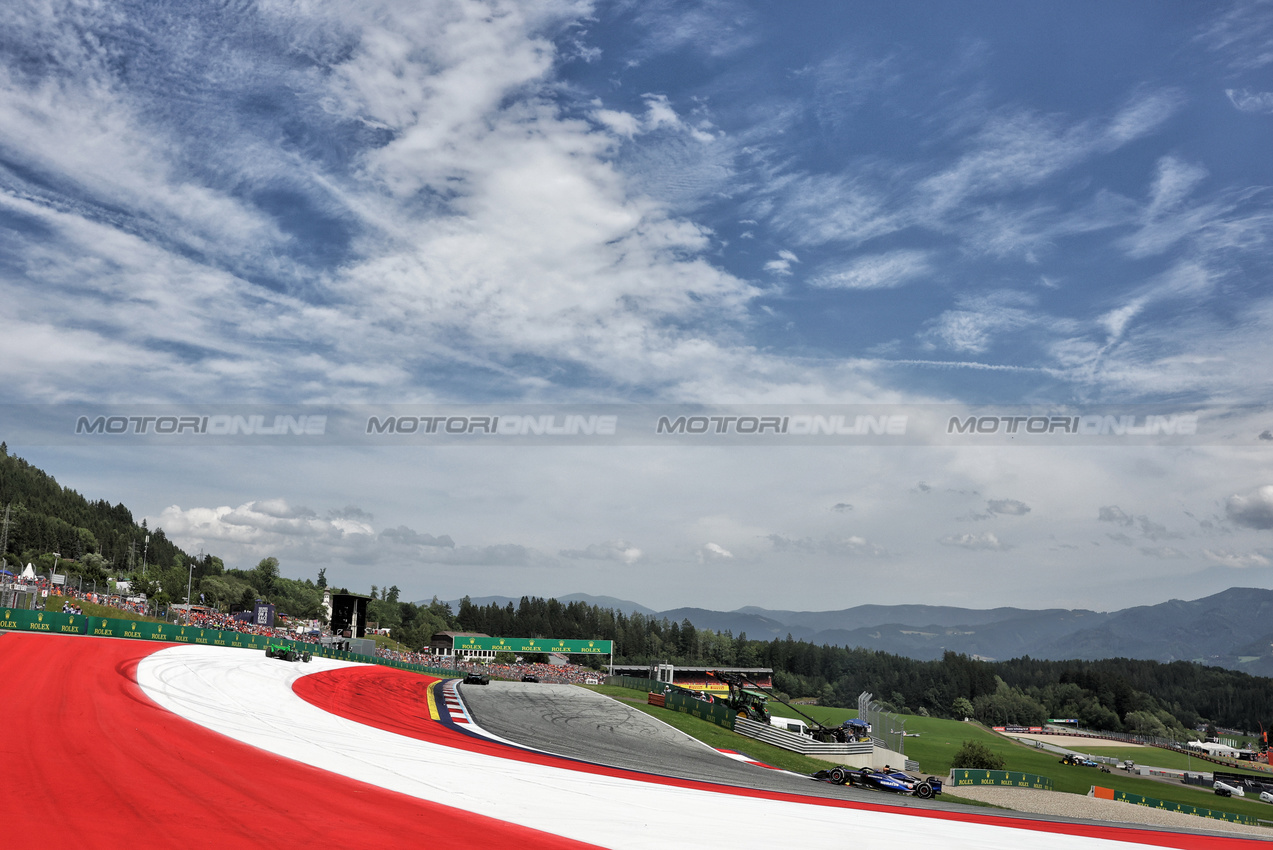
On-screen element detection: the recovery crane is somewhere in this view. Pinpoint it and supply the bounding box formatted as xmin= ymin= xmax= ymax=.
xmin=708 ymin=669 xmax=870 ymax=744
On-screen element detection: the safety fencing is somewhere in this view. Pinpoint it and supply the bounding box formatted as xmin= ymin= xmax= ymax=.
xmin=949 ymin=769 xmax=1053 ymax=791
xmin=858 ymin=691 xmax=905 ymax=759
xmin=0 ymin=607 xmax=468 ymax=679
xmin=733 ymin=716 xmax=874 ymax=757
xmin=607 ymin=675 xmax=665 ymax=692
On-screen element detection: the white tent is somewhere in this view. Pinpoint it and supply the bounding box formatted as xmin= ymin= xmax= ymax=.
xmin=1189 ymin=740 xmax=1239 ymax=756
xmin=20 ymin=563 xmax=36 ymax=580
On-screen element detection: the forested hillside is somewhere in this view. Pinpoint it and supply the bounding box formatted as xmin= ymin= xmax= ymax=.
xmin=0 ymin=442 xmax=188 ymax=577
xmin=456 ymin=595 xmax=1273 ymax=734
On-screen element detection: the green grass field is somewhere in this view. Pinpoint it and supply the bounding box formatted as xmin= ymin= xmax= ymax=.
xmin=585 ymin=683 xmax=1273 ymax=824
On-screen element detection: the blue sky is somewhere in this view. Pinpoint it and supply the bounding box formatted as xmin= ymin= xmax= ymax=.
xmin=2 ymin=0 xmax=1273 ymax=612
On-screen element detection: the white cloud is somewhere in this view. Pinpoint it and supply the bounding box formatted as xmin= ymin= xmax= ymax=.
xmin=699 ymin=542 xmax=734 ymax=561
xmin=559 ymin=540 xmax=643 ymax=564
xmin=151 ymin=500 xmax=373 ymax=549
xmin=1227 ymin=485 xmax=1273 ymax=530
xmin=1197 ymin=4 xmax=1273 ymax=71
xmin=1203 ymin=549 xmax=1271 ymax=568
xmin=810 ymin=250 xmax=932 ymax=290
xmin=1226 ymin=88 xmax=1273 ymax=113
xmin=764 ymin=250 xmax=799 ymax=276
xmin=923 ymin=291 xmax=1042 ymax=354
xmin=939 ymin=531 xmax=1007 ymax=551
xmin=766 ymin=534 xmax=887 ymax=557
xmin=919 ymin=91 xmax=1180 ymax=216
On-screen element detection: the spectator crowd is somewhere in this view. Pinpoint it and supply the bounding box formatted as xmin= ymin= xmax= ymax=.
xmin=6 ymin=578 xmax=609 ymax=683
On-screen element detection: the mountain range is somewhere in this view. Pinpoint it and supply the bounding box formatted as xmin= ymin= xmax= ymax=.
xmin=440 ymin=588 xmax=1273 ymax=677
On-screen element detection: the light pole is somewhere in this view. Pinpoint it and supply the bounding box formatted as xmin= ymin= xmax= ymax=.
xmin=186 ymin=559 xmax=194 ymax=610
xmin=141 ymin=534 xmax=149 ymax=576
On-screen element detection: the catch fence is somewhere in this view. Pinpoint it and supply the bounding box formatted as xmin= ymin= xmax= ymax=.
xmin=859 ymin=691 xmax=905 ymax=758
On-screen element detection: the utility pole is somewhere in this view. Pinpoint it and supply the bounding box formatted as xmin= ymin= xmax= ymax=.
xmin=0 ymin=503 xmax=9 ymax=564
xmin=142 ymin=533 xmax=149 ymax=576
xmin=0 ymin=503 xmax=9 ymax=584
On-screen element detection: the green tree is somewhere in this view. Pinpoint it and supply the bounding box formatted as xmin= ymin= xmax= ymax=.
xmin=951 ymin=740 xmax=1006 ymax=770
xmin=254 ymin=557 xmax=279 ymax=593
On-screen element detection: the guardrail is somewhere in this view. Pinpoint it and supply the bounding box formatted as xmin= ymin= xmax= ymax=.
xmin=733 ymin=717 xmax=874 ymax=756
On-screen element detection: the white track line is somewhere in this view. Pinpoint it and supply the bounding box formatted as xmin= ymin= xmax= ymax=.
xmin=135 ymin=645 xmax=1187 ymax=850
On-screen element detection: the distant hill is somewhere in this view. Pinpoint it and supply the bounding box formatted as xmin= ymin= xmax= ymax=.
xmin=441 ymin=588 xmax=1273 ymax=676
xmin=691 ymin=589 xmax=1273 ymax=676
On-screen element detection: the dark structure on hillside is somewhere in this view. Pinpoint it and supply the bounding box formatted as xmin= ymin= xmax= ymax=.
xmin=331 ymin=593 xmax=369 ymax=638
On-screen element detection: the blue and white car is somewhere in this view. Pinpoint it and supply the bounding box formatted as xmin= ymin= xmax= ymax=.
xmin=843 ymin=767 xmax=943 ymax=799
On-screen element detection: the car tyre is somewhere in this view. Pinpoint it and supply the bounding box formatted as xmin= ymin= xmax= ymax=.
xmin=265 ymin=647 xmax=274 ymax=658
xmin=829 ymin=767 xmax=846 ymax=785
xmin=915 ymin=782 xmax=935 ymax=800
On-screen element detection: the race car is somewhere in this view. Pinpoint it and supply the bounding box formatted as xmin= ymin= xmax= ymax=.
xmin=264 ymin=641 xmax=312 ymax=663
xmin=463 ymin=672 xmax=491 ymax=685
xmin=811 ymin=766 xmax=853 ymax=786
xmin=816 ymin=767 xmax=941 ymax=799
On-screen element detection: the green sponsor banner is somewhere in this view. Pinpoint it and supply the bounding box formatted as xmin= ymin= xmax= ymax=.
xmin=166 ymin=625 xmax=222 ymax=645
xmin=664 ymin=690 xmax=735 ymax=730
xmin=0 ymin=608 xmax=87 ymax=635
xmin=951 ymin=770 xmax=1053 ymax=791
xmin=1112 ymin=791 xmax=1258 ymax=825
xmin=452 ymin=636 xmax=613 ymax=655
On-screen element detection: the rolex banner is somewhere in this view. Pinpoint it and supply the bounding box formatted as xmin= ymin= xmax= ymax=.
xmin=452 ymin=636 xmax=613 ymax=655
xmin=0 ymin=608 xmax=85 ymax=635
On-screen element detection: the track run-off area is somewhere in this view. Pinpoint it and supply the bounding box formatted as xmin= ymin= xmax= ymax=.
xmin=4 ymin=633 xmax=1267 ymax=849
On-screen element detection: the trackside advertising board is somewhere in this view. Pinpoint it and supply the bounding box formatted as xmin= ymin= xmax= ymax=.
xmin=950 ymin=770 xmax=1053 ymax=791
xmin=453 ymin=636 xmax=613 ymax=655
xmin=0 ymin=608 xmax=85 ymax=635
xmin=1112 ymin=790 xmax=1258 ymax=825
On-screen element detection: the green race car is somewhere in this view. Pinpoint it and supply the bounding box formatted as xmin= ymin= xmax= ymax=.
xmin=264 ymin=641 xmax=312 ymax=663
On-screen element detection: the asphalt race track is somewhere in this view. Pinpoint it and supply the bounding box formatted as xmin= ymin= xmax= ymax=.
xmin=461 ymin=680 xmax=914 ymax=801
xmin=5 ymin=632 xmax=1269 ymax=849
